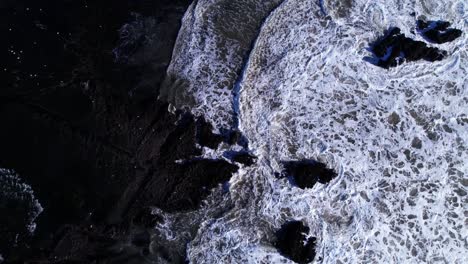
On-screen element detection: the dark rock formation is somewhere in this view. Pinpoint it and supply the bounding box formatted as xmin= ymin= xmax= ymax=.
xmin=158 ymin=112 xmax=202 ymax=163
xmin=196 ymin=117 xmax=224 ymax=149
xmin=223 ymin=151 xmax=257 ymax=166
xmin=369 ymin=27 xmax=447 ymax=68
xmin=0 ymin=0 xmax=243 ymax=262
xmin=417 ymin=20 xmax=462 ymax=44
xmin=281 ymin=160 xmax=337 ymax=189
xmin=125 ymin=110 xmax=239 ymax=214
xmin=275 ymin=221 xmax=317 ymax=263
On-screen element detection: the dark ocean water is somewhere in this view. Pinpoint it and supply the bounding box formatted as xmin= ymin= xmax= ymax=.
xmin=0 ymin=0 xmax=193 ymax=262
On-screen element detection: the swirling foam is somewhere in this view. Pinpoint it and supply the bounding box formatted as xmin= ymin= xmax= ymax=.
xmin=157 ymin=0 xmax=467 ymax=263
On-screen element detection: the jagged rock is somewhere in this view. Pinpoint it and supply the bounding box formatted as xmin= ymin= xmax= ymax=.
xmin=224 ymin=151 xmax=257 ymax=166
xmin=369 ymin=27 xmax=447 ymax=68
xmin=275 ymin=221 xmax=317 ymax=264
xmin=417 ymin=20 xmax=462 ymax=44
xmin=281 ymin=160 xmax=337 ymax=189
xmin=0 ymin=0 xmax=200 ymax=262
xmin=231 ymin=152 xmax=257 ymax=166
xmin=222 ymin=129 xmax=249 ymax=148
xmin=159 ymin=112 xmax=202 ymax=163
xmin=196 ymin=117 xmax=224 ymax=149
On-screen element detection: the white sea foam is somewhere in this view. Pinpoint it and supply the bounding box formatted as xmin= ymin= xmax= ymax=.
xmin=0 ymin=168 xmax=43 ymax=235
xmin=158 ymin=0 xmax=468 ymax=263
xmin=160 ymin=0 xmax=284 ymax=132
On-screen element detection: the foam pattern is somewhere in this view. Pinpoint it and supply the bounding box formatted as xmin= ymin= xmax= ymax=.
xmin=156 ymin=0 xmax=468 ymax=263
xmin=0 ymin=168 xmax=43 ymax=237
xmin=160 ymin=0 xmax=284 ymax=131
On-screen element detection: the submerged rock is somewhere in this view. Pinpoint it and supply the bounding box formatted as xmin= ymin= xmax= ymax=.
xmin=417 ymin=20 xmax=462 ymax=44
xmin=275 ymin=221 xmax=317 ymax=263
xmin=281 ymin=160 xmax=337 ymax=189
xmin=369 ymin=27 xmax=447 ymax=68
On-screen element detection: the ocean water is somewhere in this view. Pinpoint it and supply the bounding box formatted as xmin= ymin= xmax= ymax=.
xmin=0 ymin=168 xmax=43 ymax=244
xmin=154 ymin=0 xmax=467 ymax=263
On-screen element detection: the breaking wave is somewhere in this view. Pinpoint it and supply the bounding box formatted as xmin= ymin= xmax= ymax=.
xmin=154 ymin=0 xmax=467 ymax=263
xmin=0 ymin=168 xmax=43 ymax=254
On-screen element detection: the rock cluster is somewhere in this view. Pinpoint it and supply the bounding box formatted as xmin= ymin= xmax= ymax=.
xmin=369 ymin=20 xmax=462 ymax=69
xmin=417 ymin=20 xmax=462 ymax=44
xmin=371 ymin=28 xmax=446 ymax=68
